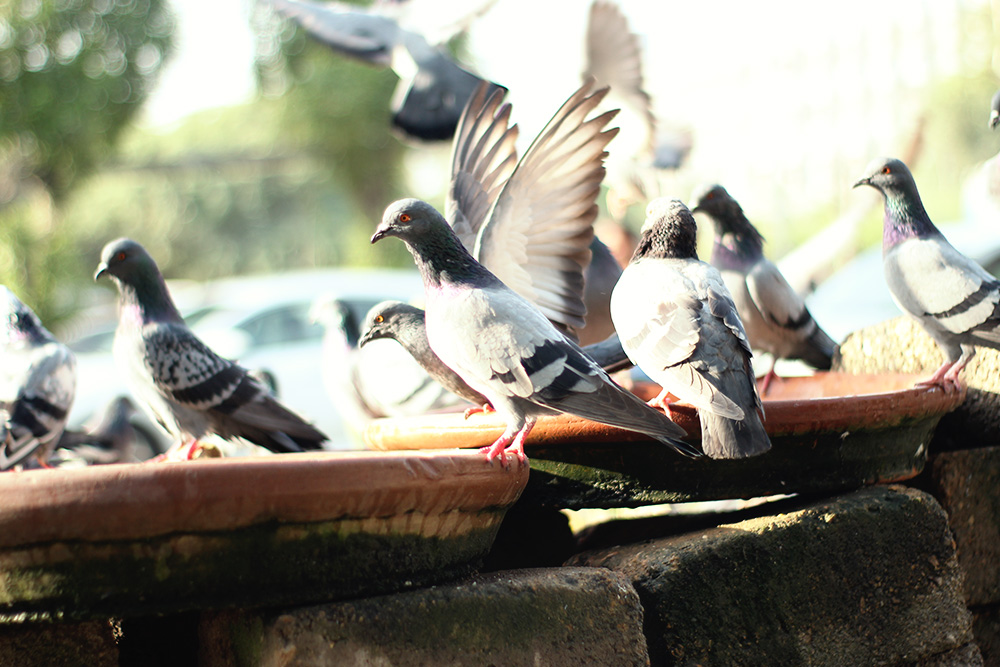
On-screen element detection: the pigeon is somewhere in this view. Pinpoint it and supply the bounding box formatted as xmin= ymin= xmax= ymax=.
xmin=610 ymin=199 xmax=771 ymax=459
xmin=579 ymin=236 xmax=623 ymax=346
xmin=357 ymin=299 xmax=633 ymax=410
xmin=854 ymin=156 xmax=1000 ymax=391
xmin=0 ymin=287 xmax=77 ymax=470
xmin=690 ymin=183 xmax=838 ymax=391
xmin=582 ymin=0 xmax=691 ymax=220
xmin=95 ymin=238 xmax=328 ymax=456
xmin=51 ymin=396 xmax=140 ymax=466
xmin=990 ymin=89 xmax=1000 ymax=130
xmin=371 ymin=198 xmax=700 ymax=464
xmin=268 ymin=0 xmax=504 ymax=141
xmin=310 ymin=295 xmax=462 ymax=430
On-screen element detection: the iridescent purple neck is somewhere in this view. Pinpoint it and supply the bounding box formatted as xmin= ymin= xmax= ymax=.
xmin=881 ymin=195 xmax=938 ymax=252
xmin=711 ymin=235 xmax=758 ymax=271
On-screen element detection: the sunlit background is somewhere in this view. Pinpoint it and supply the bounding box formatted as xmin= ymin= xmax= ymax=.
xmin=2 ymin=0 xmax=1000 ymax=443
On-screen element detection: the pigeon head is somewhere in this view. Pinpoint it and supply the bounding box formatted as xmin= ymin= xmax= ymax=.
xmin=853 ymin=157 xmax=937 ymax=248
xmin=95 ymin=238 xmax=160 ymax=286
xmin=371 ymin=198 xmax=496 ymax=288
xmin=631 ymin=198 xmax=699 ymax=262
xmin=358 ymin=300 xmax=424 ymax=348
xmin=95 ymin=238 xmax=182 ymax=322
xmin=690 ymin=183 xmax=764 ymax=266
xmin=0 ymin=286 xmax=48 ymax=344
xmin=991 ymin=90 xmax=1000 ymax=130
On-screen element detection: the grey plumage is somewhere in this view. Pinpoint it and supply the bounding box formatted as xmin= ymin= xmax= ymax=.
xmin=610 ymin=199 xmax=771 ymax=459
xmin=95 ymin=238 xmax=327 ymax=454
xmin=357 ymin=299 xmax=634 ymax=407
xmin=691 ymin=183 xmax=838 ymax=383
xmin=53 ymin=396 xmax=140 ymax=466
xmin=268 ymin=0 xmax=503 ymax=141
xmin=854 ymin=156 xmax=1000 ymax=390
xmin=371 ymin=198 xmax=699 ymax=463
xmin=0 ymin=287 xmax=76 ymax=470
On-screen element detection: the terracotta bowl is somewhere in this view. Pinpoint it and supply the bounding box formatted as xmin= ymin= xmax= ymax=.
xmin=364 ymin=372 xmax=965 ymax=509
xmin=0 ymin=449 xmax=527 ymax=622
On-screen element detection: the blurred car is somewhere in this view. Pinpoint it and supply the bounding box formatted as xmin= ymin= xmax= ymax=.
xmin=67 ymin=268 xmax=424 ymax=453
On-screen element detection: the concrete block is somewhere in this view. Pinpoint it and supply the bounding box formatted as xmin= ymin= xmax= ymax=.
xmin=928 ymin=447 xmax=1000 ymax=606
xmin=0 ymin=618 xmax=117 ymax=666
xmin=200 ymin=567 xmax=649 ymax=666
xmin=836 ymin=316 xmax=1000 ymax=446
xmin=571 ymin=486 xmax=973 ymax=666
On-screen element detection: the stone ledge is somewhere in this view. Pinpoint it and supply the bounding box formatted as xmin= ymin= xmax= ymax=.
xmin=928 ymin=447 xmax=1000 ymax=606
xmin=0 ymin=618 xmax=118 ymax=666
xmin=199 ymin=567 xmax=649 ymax=666
xmin=570 ymin=485 xmax=974 ymax=666
xmin=836 ymin=316 xmax=1000 ymax=446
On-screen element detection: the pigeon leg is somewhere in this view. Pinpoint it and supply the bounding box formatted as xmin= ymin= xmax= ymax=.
xmin=503 ymin=419 xmax=535 ymax=466
xmin=759 ymin=357 xmax=779 ymax=396
xmin=916 ymin=361 xmax=959 ymax=392
xmin=182 ymin=439 xmax=203 ymax=460
xmin=480 ymin=428 xmax=517 ymax=465
xmin=463 ymin=403 xmax=495 ymax=419
xmin=647 ymin=388 xmax=680 ymax=418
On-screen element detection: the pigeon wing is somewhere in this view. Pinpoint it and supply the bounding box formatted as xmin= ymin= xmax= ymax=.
xmin=475 ymin=81 xmax=619 ymax=334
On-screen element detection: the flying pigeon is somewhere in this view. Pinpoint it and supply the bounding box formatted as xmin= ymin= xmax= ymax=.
xmin=371 ymin=198 xmax=699 ymax=464
xmin=854 ymin=156 xmax=1000 ymax=391
xmin=357 ymin=299 xmax=633 ymax=412
xmin=95 ymin=238 xmax=328 ymax=456
xmin=0 ymin=287 xmax=77 ymax=470
xmin=691 ymin=183 xmax=838 ymax=392
xmin=582 ymin=0 xmax=691 ymax=220
xmin=610 ymin=199 xmax=771 ymax=459
xmin=268 ymin=0 xmax=504 ymax=141
xmin=990 ymin=90 xmax=1000 ymax=130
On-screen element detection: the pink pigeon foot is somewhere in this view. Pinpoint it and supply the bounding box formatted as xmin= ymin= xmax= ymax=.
xmin=479 ymin=419 xmax=534 ymax=468
xmin=647 ymin=388 xmax=680 ymax=418
xmin=464 ymin=403 xmax=495 ymax=420
xmin=760 ymin=367 xmax=779 ymax=396
xmin=916 ymin=360 xmax=964 ymax=394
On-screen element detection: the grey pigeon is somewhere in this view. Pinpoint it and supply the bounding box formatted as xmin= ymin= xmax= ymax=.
xmin=0 ymin=287 xmax=76 ymax=470
xmin=854 ymin=157 xmax=1000 ymax=390
xmin=95 ymin=238 xmax=328 ymax=455
xmin=268 ymin=0 xmax=503 ymax=141
xmin=371 ymin=198 xmax=699 ymax=464
xmin=990 ymin=90 xmax=1000 ymax=130
xmin=357 ymin=299 xmax=633 ymax=410
xmin=610 ymin=199 xmax=771 ymax=459
xmin=691 ymin=183 xmax=838 ymax=391
xmin=52 ymin=396 xmax=140 ymax=466
xmin=310 ymin=295 xmax=462 ymax=431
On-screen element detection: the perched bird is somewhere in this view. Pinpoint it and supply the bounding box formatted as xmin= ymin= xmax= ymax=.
xmin=269 ymin=0 xmax=504 ymax=141
xmin=854 ymin=157 xmax=1000 ymax=391
xmin=0 ymin=287 xmax=77 ymax=470
xmin=357 ymin=300 xmax=633 ymax=412
xmin=311 ymin=295 xmax=461 ymax=432
xmin=371 ymin=198 xmax=699 ymax=464
xmin=690 ymin=183 xmax=838 ymax=392
xmin=95 ymin=238 xmax=328 ymax=456
xmin=610 ymin=199 xmax=771 ymax=459
xmin=52 ymin=396 xmax=141 ymax=466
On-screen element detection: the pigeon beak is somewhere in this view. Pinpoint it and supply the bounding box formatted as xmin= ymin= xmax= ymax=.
xmin=94 ymin=263 xmax=108 ymax=281
xmin=852 ymin=176 xmax=870 ymax=189
xmin=357 ymin=328 xmax=374 ymax=348
xmin=370 ymin=228 xmax=386 ymax=244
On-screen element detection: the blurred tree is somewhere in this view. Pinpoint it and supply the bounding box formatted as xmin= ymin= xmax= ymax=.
xmin=0 ymin=0 xmax=174 ymax=322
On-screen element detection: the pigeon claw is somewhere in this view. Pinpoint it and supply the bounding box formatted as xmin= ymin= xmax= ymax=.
xmin=915 ymin=360 xmax=965 ymax=394
xmin=480 ymin=420 xmax=534 ymax=468
xmin=464 ymin=403 xmax=495 ymax=420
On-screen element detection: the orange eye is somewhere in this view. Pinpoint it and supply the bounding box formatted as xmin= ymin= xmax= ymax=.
xmin=375 ymin=315 xmax=384 ymax=323
xmin=882 ymin=166 xmax=891 ymax=174
xmin=115 ymin=251 xmax=126 ymax=261
xmin=399 ymin=213 xmax=411 ymax=223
